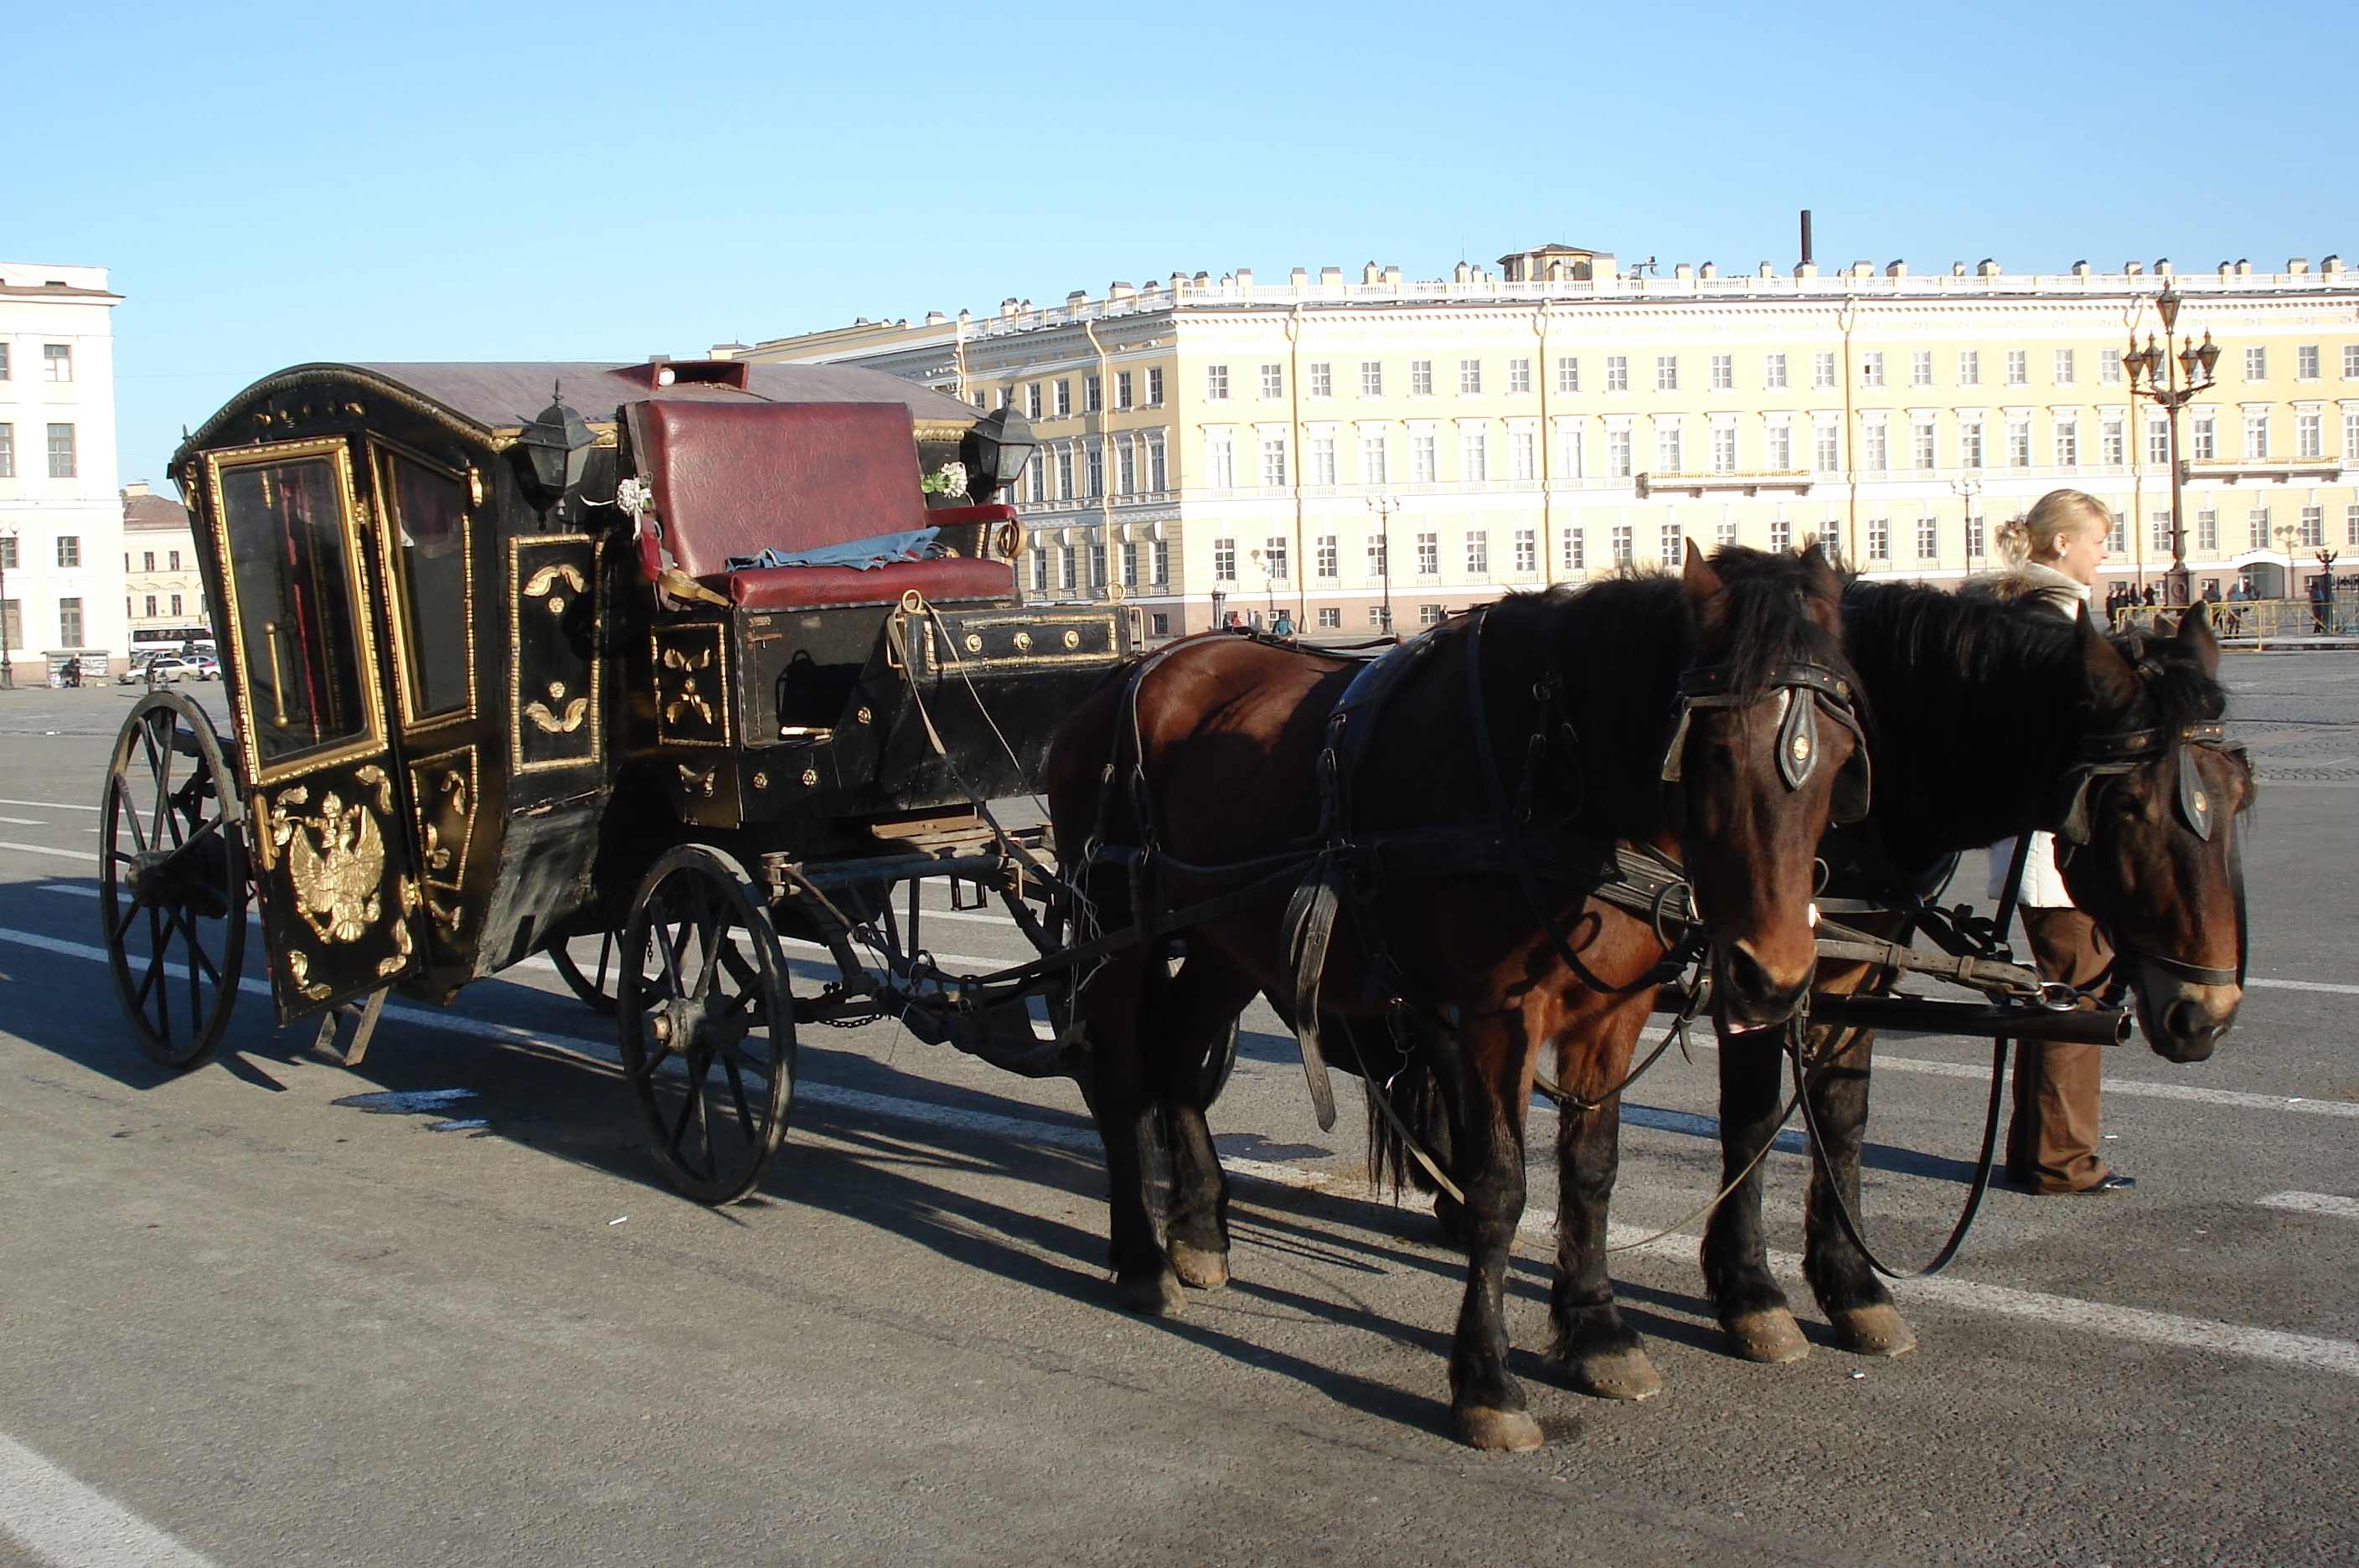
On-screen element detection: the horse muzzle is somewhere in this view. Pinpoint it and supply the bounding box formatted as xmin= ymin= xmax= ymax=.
xmin=1716 ymin=938 xmax=1813 ymax=1030
xmin=2136 ymin=971 xmax=2241 ymax=1063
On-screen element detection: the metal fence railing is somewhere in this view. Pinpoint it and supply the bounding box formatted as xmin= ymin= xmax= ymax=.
xmin=2116 ymin=595 xmax=2359 ymax=639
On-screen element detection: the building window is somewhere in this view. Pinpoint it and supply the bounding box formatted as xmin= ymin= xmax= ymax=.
xmin=1026 ymin=384 xmax=1043 ymax=420
xmin=1116 ymin=370 xmax=1133 ymax=410
xmin=1022 ymin=454 xmax=1044 ymax=502
xmin=1317 ymin=606 xmax=1340 ymax=629
xmin=1912 ymin=421 xmax=1936 ymax=470
xmin=1120 ymin=539 xmax=1138 ymax=587
xmin=1458 ymin=358 xmax=1482 ymax=395
xmin=1562 ymin=525 xmax=1585 ymax=570
xmin=2152 ymin=510 xmax=2173 ymax=554
xmin=1611 ymin=521 xmax=1634 ymax=564
xmin=2297 ymin=411 xmax=2322 ymax=458
xmin=1205 ymin=435 xmax=1235 ymax=488
xmin=1765 ymin=423 xmax=1792 ymax=470
xmin=1147 ymin=367 xmax=1164 ymax=405
xmin=1089 ymin=541 xmax=1108 ymax=589
xmin=1608 ymin=428 xmax=1634 ymax=477
xmin=1411 ymin=360 xmax=1435 ymax=396
xmin=1261 ymin=364 xmax=1284 ymax=400
xmin=1556 ymin=425 xmax=1583 ymax=478
xmin=2102 ymin=419 xmax=2125 ymax=466
xmin=2007 ymin=420 xmax=2032 ymax=468
xmin=1716 ymin=514 xmax=1737 ymax=549
xmin=1311 ymin=436 xmax=1337 ymax=486
xmin=2300 ymin=505 xmax=2325 ymax=547
xmin=1149 ymin=612 xmax=1169 ymax=637
xmin=0 ymin=537 xmax=13 ymax=570
xmin=1507 ymin=357 xmax=1532 ymax=395
xmin=1655 ymin=355 xmax=1679 ymax=392
xmin=2197 ymin=508 xmax=2217 ymax=551
xmin=1814 ymin=425 xmax=1840 ymax=472
xmin=2006 ymin=349 xmax=2028 ymax=386
xmin=1086 ymin=443 xmax=1105 ymax=496
xmin=1030 ymin=550 xmax=1047 ymax=592
xmin=1660 ymin=523 xmax=1684 ymax=564
xmin=59 ymin=598 xmax=82 ymax=645
xmin=1118 ymin=441 xmax=1138 ymax=493
xmin=1959 ymin=349 xmax=1981 ymax=386
xmin=1713 ymin=425 xmax=1738 ymax=472
xmin=1149 ymin=438 xmax=1168 ymax=492
xmin=1059 ymin=546 xmax=1076 ymax=591
xmin=1862 ymin=424 xmax=1888 ymax=472
xmin=1959 ymin=421 xmax=1984 ymax=468
xmin=2192 ymin=415 xmax=2216 ymax=460
xmin=1263 ymin=537 xmax=1289 ymax=580
xmin=43 ymin=344 xmax=71 ymax=383
xmin=1309 ymin=362 xmax=1332 ymax=398
xmin=1514 ymin=527 xmax=1536 ymax=573
xmin=2148 ymin=418 xmax=2170 ymax=465
xmin=1152 ymin=539 xmax=1169 ymax=582
xmin=2054 ymin=348 xmax=2076 ymax=384
xmin=1213 ymin=539 xmax=1236 ymax=580
xmin=2101 ymin=347 xmax=2123 ymax=384
xmin=1085 ymin=374 xmax=1102 ymax=413
xmin=140 ymin=549 xmax=155 ymax=571
xmin=1411 ymin=433 xmax=1438 ymax=483
xmin=1605 ymin=355 xmax=1629 ymax=392
xmin=1461 ymin=431 xmax=1487 ymax=481
xmin=2244 ymin=414 xmax=2269 ymax=459
xmin=1416 ymin=532 xmax=1438 ymax=574
xmin=56 ymin=534 xmax=80 ymax=568
xmin=2248 ymin=507 xmax=2270 ymax=549
xmin=1911 ymin=349 xmax=1933 ymax=388
xmin=1510 ymin=431 xmax=1536 ymax=480
xmin=1056 ymin=379 xmax=1072 ymax=417
xmin=1814 ymin=351 xmax=1837 ymax=389
xmin=1866 ymin=518 xmax=1891 ymax=560
xmin=1365 ymin=534 xmax=1389 ymax=576
xmin=0 ymin=343 xmax=9 ymax=379
xmin=1916 ymin=516 xmax=1938 ymax=558
xmin=1764 ymin=352 xmax=1788 ymax=389
xmin=1360 ymin=360 xmax=1383 ymax=397
xmin=1769 ymin=517 xmax=1791 ymax=552
xmin=1260 ymin=437 xmax=1288 ymax=487
xmin=170 ymin=591 xmax=184 ymax=616
xmin=47 ymin=424 xmax=76 ymax=478
xmin=1315 ymin=536 xmax=1339 ymax=577
xmin=1555 ymin=356 xmax=1579 ymax=393
xmin=142 ymin=593 xmax=157 ymax=618
xmin=1360 ymin=434 xmax=1387 ymax=485
xmin=2348 ymin=504 xmax=2359 ymax=547
xmin=2244 ymin=346 xmax=2267 ymax=382
xmin=1053 ymin=448 xmax=1076 ymax=499
xmin=1861 ymin=351 xmax=1885 ymax=388
xmin=1418 ymin=604 xmax=1445 ymax=627
xmin=2348 ymin=412 xmax=2359 ymax=460
xmin=1465 ymin=530 xmax=1489 ymax=574
xmin=2345 ymin=344 xmax=2359 ymax=380
xmin=1711 ymin=353 xmax=1733 ymax=390
xmin=1655 ymin=424 xmax=1682 ymax=473
xmin=0 ymin=424 xmax=12 ymax=478
xmin=1965 ymin=513 xmax=1985 ymax=557
xmin=2055 ymin=420 xmax=2078 ymax=468
xmin=1206 ymin=365 xmax=1229 ymax=400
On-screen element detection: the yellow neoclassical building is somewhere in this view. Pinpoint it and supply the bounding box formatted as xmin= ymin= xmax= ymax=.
xmin=739 ymin=247 xmax=2359 ymax=637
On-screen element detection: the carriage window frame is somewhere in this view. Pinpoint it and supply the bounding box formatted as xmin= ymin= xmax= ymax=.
xmin=203 ymin=436 xmax=387 ymax=784
xmin=369 ymin=437 xmax=477 ymax=731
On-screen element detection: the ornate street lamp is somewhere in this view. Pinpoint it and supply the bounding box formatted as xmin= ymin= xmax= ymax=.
xmin=2123 ymin=286 xmax=2221 ymax=606
xmin=0 ymin=524 xmax=15 ymax=689
xmin=1365 ymin=489 xmax=1398 ymax=636
xmin=1948 ymin=474 xmax=1984 ymax=564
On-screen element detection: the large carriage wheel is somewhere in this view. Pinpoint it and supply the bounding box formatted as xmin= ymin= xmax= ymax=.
xmin=100 ymin=692 xmax=248 ymax=1068
xmin=616 ymin=846 xmax=794 ymax=1204
xmin=549 ymin=926 xmax=622 ymax=1017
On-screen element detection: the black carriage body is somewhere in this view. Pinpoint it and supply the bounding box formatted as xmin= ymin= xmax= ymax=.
xmin=173 ymin=360 xmax=1124 ymax=1025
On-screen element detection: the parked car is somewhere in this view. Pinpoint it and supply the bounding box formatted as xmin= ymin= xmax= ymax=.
xmin=136 ymin=657 xmax=203 ymax=684
xmin=187 ymin=655 xmax=220 ymax=680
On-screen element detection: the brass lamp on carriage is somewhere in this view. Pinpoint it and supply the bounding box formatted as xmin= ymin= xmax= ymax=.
xmin=512 ymin=387 xmax=598 ymax=506
xmin=958 ymin=406 xmax=1037 ymax=504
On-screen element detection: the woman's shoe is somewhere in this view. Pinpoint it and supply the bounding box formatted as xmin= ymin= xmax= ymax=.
xmin=2069 ymin=1172 xmax=2136 ymax=1194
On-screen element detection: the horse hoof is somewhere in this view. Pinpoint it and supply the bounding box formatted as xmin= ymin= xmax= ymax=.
xmin=1571 ymin=1347 xmax=1663 ymax=1402
xmin=1453 ymin=1406 xmax=1546 ymax=1452
xmin=1118 ymin=1269 xmax=1186 ymax=1317
xmin=1723 ymin=1309 xmax=1810 ymax=1364
xmin=1169 ymin=1241 xmax=1230 ymax=1291
xmin=1833 ymin=1303 xmax=1917 ymax=1358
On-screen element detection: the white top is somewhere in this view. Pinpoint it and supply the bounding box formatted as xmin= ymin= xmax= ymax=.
xmin=1978 ymin=561 xmax=2092 ymax=910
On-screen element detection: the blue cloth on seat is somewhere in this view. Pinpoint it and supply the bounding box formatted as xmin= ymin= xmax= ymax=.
xmin=725 ymin=527 xmax=944 ymax=572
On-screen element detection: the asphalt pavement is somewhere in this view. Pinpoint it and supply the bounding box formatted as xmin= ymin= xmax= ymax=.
xmin=0 ymin=660 xmax=2352 ymax=1568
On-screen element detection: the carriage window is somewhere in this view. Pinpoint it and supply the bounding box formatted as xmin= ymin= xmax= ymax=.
xmin=382 ymin=455 xmax=470 ymax=720
xmin=219 ymin=457 xmax=370 ymax=766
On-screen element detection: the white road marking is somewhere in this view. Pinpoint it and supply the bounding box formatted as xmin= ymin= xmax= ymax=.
xmin=0 ymin=841 xmax=92 ymax=864
xmin=0 ymin=1430 xmax=219 ymax=1568
xmin=2248 ymin=977 xmax=2359 ymax=996
xmin=2257 ymin=1191 xmax=2359 ymax=1220
xmin=0 ymin=799 xmax=101 ymax=812
xmin=0 ymin=817 xmax=48 ymax=826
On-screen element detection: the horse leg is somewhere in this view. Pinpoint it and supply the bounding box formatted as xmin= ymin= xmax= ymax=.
xmin=1081 ymin=941 xmax=1186 ymax=1316
xmin=1149 ymin=948 xmax=1257 ymax=1291
xmin=1801 ymin=1025 xmax=1915 ymax=1356
xmin=1702 ymin=1031 xmax=1810 ymax=1364
xmin=1447 ymin=1013 xmax=1544 ymax=1452
xmin=1547 ymin=1092 xmax=1663 ymax=1400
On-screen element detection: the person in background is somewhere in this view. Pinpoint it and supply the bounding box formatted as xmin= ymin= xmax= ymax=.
xmin=1964 ymin=489 xmax=2135 ymax=1195
xmin=1270 ymin=608 xmax=1294 ymax=638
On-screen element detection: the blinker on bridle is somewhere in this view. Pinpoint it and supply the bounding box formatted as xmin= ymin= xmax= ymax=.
xmin=1661 ymin=661 xmax=1871 ymax=825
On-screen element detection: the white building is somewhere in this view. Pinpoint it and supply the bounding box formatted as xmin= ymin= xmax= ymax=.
xmin=1 ymin=261 xmax=124 ymax=681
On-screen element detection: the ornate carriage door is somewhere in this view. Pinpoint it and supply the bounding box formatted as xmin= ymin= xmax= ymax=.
xmin=204 ymin=439 xmax=422 ymax=1024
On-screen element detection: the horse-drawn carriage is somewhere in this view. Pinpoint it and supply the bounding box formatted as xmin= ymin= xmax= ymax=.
xmin=101 ymin=358 xmax=1130 ymax=1201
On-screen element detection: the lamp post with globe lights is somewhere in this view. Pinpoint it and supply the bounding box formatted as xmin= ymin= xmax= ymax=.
xmin=2123 ymin=286 xmax=2222 ymax=606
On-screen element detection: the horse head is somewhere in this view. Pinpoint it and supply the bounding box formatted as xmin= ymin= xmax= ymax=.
xmin=2057 ymin=606 xmax=2250 ymax=1063
xmin=1664 ymin=544 xmax=1867 ymax=1030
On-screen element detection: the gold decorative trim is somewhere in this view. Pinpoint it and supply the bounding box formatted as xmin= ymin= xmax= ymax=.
xmin=408 ymin=745 xmax=477 ymax=933
xmin=651 ymin=624 xmax=731 ymax=750
xmin=369 ymin=436 xmax=478 ymax=734
xmin=508 ymin=534 xmax=605 ymax=775
xmin=268 ymin=786 xmax=387 ymax=944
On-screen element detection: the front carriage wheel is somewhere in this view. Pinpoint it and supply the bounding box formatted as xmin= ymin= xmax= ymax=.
xmin=550 ymin=926 xmax=622 ymax=1017
xmin=100 ymin=693 xmax=248 ymax=1068
xmin=616 ymin=846 xmax=794 ymax=1204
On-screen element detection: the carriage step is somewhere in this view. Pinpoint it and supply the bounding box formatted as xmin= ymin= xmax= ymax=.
xmin=312 ymin=988 xmax=390 ymax=1067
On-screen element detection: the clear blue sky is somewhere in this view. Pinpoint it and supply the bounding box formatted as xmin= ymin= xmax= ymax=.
xmin=10 ymin=0 xmax=2350 ymax=489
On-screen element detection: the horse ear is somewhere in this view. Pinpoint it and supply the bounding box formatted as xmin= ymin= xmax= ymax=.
xmin=1802 ymin=544 xmax=1843 ymax=601
xmin=1680 ymin=540 xmax=1722 ymax=602
xmin=2173 ymin=604 xmax=2222 ymax=677
xmin=2077 ymin=604 xmax=2142 ymax=712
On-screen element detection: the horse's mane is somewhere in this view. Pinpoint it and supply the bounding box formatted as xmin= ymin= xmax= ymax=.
xmin=2111 ymin=621 xmax=2231 ymax=733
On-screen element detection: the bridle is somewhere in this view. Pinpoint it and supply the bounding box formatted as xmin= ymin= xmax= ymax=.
xmin=1661 ymin=660 xmax=1872 ymax=826
xmin=2053 ymin=716 xmax=2251 ymax=990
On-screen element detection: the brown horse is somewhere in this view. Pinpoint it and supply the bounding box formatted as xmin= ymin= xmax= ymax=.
xmin=1044 ymin=545 xmax=1863 ymax=1451
xmin=1685 ymin=596 xmax=2252 ymax=1367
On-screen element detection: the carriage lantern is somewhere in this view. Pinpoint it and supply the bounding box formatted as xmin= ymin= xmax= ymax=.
xmin=960 ymin=407 xmax=1037 ymax=503
xmin=514 ymin=387 xmax=597 ymax=501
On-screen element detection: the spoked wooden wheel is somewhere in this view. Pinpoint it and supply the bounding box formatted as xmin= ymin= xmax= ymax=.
xmin=616 ymin=846 xmax=794 ymax=1204
xmin=550 ymin=926 xmax=622 ymax=1017
xmin=100 ymin=692 xmax=249 ymax=1068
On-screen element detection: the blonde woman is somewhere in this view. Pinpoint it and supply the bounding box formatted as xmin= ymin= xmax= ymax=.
xmin=1965 ymin=490 xmax=2134 ymax=1195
